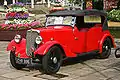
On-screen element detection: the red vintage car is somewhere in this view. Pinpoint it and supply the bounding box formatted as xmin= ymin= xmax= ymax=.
xmin=7 ymin=9 xmax=116 ymax=74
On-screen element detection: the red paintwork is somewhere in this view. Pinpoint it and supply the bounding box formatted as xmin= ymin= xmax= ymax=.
xmin=86 ymin=24 xmax=103 ymax=52
xmin=34 ymin=41 xmax=77 ymax=57
xmin=7 ymin=38 xmax=26 ymax=51
xmin=99 ymin=31 xmax=116 ymax=53
xmin=7 ymin=24 xmax=116 ymax=58
xmin=7 ymin=38 xmax=29 ymax=58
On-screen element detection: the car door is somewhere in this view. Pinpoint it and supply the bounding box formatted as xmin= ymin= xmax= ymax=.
xmin=86 ymin=24 xmax=103 ymax=52
xmin=71 ymin=16 xmax=89 ymax=53
xmin=53 ymin=25 xmax=86 ymax=54
xmin=72 ymin=26 xmax=88 ymax=53
xmin=84 ymin=15 xmax=103 ymax=52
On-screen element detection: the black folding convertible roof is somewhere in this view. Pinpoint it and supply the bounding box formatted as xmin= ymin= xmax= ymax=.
xmin=47 ymin=9 xmax=107 ymax=17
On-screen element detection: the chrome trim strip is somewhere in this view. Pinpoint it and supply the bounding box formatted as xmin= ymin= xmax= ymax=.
xmin=28 ymin=29 xmax=40 ymax=34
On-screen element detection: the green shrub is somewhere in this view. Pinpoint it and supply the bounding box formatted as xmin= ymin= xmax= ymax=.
xmin=108 ymin=9 xmax=120 ymax=22
xmin=109 ymin=28 xmax=120 ymax=38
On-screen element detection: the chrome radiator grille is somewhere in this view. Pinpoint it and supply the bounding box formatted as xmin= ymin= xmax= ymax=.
xmin=26 ymin=30 xmax=39 ymax=56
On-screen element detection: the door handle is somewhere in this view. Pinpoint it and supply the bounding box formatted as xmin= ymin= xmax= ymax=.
xmin=75 ymin=37 xmax=78 ymax=40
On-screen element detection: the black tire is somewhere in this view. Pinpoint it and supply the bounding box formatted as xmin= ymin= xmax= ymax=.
xmin=10 ymin=51 xmax=26 ymax=70
xmin=115 ymin=48 xmax=120 ymax=58
xmin=42 ymin=46 xmax=63 ymax=74
xmin=98 ymin=38 xmax=111 ymax=59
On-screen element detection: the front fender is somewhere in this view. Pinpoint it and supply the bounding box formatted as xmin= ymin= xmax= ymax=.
xmin=99 ymin=34 xmax=116 ymax=53
xmin=34 ymin=41 xmax=60 ymax=56
xmin=7 ymin=38 xmax=26 ymax=52
xmin=34 ymin=41 xmax=77 ymax=57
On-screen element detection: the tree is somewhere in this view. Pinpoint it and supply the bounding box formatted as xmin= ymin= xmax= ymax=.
xmin=93 ymin=0 xmax=103 ymax=10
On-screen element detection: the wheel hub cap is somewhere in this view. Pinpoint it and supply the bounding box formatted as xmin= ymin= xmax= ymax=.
xmin=53 ymin=57 xmax=57 ymax=64
xmin=105 ymin=46 xmax=108 ymax=50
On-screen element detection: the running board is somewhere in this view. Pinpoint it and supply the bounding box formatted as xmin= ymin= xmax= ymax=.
xmin=62 ymin=50 xmax=99 ymax=61
xmin=76 ymin=50 xmax=99 ymax=57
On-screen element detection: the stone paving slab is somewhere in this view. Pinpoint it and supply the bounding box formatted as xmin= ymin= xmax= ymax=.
xmin=110 ymin=74 xmax=120 ymax=80
xmin=74 ymin=72 xmax=107 ymax=80
xmin=68 ymin=67 xmax=95 ymax=77
xmin=1 ymin=71 xmax=28 ymax=79
xmin=0 ymin=76 xmax=11 ymax=80
xmin=60 ymin=63 xmax=86 ymax=73
xmin=100 ymin=68 xmax=120 ymax=78
xmin=15 ymin=76 xmax=47 ymax=80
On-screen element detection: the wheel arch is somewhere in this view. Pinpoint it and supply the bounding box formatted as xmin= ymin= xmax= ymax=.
xmin=34 ymin=41 xmax=77 ymax=57
xmin=34 ymin=44 xmax=66 ymax=66
xmin=53 ymin=44 xmax=66 ymax=57
xmin=99 ymin=35 xmax=116 ymax=53
xmin=107 ymin=36 xmax=115 ymax=48
xmin=34 ymin=41 xmax=66 ymax=57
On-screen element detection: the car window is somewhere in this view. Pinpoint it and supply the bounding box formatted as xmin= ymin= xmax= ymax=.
xmin=76 ymin=15 xmax=102 ymax=30
xmin=84 ymin=15 xmax=101 ymax=23
xmin=46 ymin=16 xmax=76 ymax=26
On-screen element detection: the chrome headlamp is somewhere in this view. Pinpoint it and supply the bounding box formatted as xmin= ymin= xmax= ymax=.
xmin=35 ymin=36 xmax=42 ymax=44
xmin=14 ymin=34 xmax=22 ymax=43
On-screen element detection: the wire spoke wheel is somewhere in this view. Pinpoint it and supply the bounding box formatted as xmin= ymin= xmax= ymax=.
xmin=42 ymin=46 xmax=63 ymax=74
xmin=98 ymin=38 xmax=111 ymax=59
xmin=102 ymin=40 xmax=111 ymax=56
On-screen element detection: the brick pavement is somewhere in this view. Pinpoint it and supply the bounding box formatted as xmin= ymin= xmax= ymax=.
xmin=0 ymin=41 xmax=120 ymax=80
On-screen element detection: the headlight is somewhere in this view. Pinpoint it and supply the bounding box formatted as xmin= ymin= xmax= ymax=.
xmin=35 ymin=36 xmax=42 ymax=44
xmin=14 ymin=34 xmax=22 ymax=43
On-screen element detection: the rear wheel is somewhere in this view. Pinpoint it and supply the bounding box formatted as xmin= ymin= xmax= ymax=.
xmin=10 ymin=51 xmax=26 ymax=70
xmin=98 ymin=38 xmax=111 ymax=59
xmin=42 ymin=46 xmax=63 ymax=74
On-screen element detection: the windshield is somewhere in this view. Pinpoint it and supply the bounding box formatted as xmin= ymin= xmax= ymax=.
xmin=46 ymin=16 xmax=76 ymax=26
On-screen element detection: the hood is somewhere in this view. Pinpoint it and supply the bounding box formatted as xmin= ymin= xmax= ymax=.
xmin=35 ymin=26 xmax=73 ymax=42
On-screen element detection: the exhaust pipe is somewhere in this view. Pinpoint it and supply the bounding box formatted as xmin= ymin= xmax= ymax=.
xmin=115 ymin=48 xmax=120 ymax=58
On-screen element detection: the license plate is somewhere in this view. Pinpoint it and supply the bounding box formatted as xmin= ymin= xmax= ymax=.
xmin=15 ymin=57 xmax=31 ymax=64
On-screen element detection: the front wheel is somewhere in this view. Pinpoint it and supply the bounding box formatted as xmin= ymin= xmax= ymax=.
xmin=42 ymin=46 xmax=63 ymax=74
xmin=10 ymin=51 xmax=26 ymax=70
xmin=98 ymin=38 xmax=111 ymax=59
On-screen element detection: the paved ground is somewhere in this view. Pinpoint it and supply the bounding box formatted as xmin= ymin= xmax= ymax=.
xmin=0 ymin=41 xmax=120 ymax=80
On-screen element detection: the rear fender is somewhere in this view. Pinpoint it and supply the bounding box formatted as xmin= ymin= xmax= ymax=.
xmin=99 ymin=34 xmax=116 ymax=53
xmin=7 ymin=38 xmax=26 ymax=52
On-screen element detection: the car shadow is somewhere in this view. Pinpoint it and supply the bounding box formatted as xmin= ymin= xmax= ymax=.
xmin=28 ymin=53 xmax=98 ymax=70
xmin=8 ymin=53 xmax=98 ymax=72
xmin=31 ymin=53 xmax=98 ymax=79
xmin=8 ymin=53 xmax=99 ymax=79
xmin=62 ymin=53 xmax=98 ymax=66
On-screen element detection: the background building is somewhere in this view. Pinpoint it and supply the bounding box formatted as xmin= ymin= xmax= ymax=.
xmin=104 ymin=0 xmax=119 ymax=10
xmin=84 ymin=0 xmax=119 ymax=10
